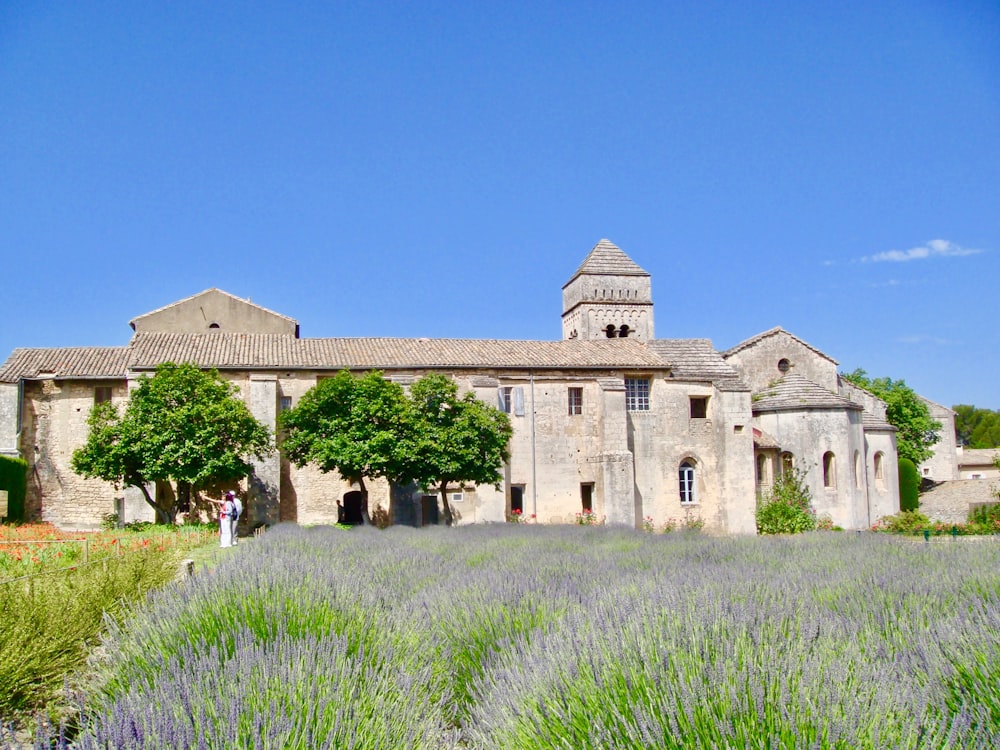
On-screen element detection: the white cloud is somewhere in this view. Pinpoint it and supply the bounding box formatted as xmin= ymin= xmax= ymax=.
xmin=862 ymin=239 xmax=984 ymax=263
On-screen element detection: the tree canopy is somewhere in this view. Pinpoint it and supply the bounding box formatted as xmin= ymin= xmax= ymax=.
xmin=841 ymin=369 xmax=941 ymax=465
xmin=953 ymin=404 xmax=1000 ymax=448
xmin=408 ymin=374 xmax=512 ymax=525
xmin=279 ymin=370 xmax=414 ymax=525
xmin=279 ymin=371 xmax=512 ymax=526
xmin=71 ymin=362 xmax=272 ymax=523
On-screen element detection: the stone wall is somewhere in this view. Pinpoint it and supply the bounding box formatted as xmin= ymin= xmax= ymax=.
xmin=726 ymin=332 xmax=838 ymax=393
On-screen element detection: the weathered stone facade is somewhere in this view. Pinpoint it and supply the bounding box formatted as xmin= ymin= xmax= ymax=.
xmin=1 ymin=239 xmax=907 ymax=532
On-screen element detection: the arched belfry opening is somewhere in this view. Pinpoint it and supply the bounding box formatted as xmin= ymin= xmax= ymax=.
xmin=562 ymin=239 xmax=654 ymax=341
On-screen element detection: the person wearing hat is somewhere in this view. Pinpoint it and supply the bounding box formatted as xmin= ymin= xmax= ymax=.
xmin=229 ymin=491 xmax=243 ymax=545
xmin=208 ymin=491 xmax=236 ymax=548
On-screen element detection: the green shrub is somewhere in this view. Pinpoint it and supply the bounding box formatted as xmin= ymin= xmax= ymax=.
xmin=755 ymin=468 xmax=816 ymax=535
xmin=968 ymin=503 xmax=1000 ymax=534
xmin=873 ymin=510 xmax=930 ymax=533
xmin=0 ymin=456 xmax=28 ymax=523
xmin=898 ymin=457 xmax=920 ymax=512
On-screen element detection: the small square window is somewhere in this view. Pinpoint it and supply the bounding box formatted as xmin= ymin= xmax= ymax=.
xmin=625 ymin=378 xmax=650 ymax=412
xmin=279 ymin=396 xmax=292 ymax=412
xmin=94 ymin=386 xmax=113 ymax=405
xmin=690 ymin=397 xmax=708 ymax=419
xmin=568 ymin=387 xmax=583 ymax=416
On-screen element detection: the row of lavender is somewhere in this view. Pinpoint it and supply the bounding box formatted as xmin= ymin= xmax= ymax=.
xmin=50 ymin=526 xmax=1000 ymax=748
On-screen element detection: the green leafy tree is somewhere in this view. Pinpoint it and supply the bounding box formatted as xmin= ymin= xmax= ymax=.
xmin=842 ymin=369 xmax=941 ymax=465
xmin=408 ymin=374 xmax=512 ymax=526
xmin=755 ymin=467 xmax=817 ymax=535
xmin=71 ymin=362 xmax=272 ymax=524
xmin=279 ymin=370 xmax=413 ymax=525
xmin=954 ymin=404 xmax=1000 ymax=448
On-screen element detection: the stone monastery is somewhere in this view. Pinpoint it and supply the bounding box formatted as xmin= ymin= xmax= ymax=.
xmin=0 ymin=240 xmax=903 ymax=533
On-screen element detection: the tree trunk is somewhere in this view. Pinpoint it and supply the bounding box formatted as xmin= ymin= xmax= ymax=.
xmin=439 ymin=482 xmax=454 ymax=526
xmin=134 ymin=482 xmax=175 ymax=525
xmin=358 ymin=477 xmax=373 ymax=526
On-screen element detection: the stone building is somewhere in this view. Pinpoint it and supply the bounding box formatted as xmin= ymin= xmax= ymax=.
xmin=0 ymin=240 xmax=901 ymax=532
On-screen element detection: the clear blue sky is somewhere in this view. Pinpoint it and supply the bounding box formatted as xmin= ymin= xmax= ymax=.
xmin=2 ymin=2 xmax=998 ymax=408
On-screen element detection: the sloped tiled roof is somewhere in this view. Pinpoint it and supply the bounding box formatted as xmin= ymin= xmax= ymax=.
xmin=861 ymin=411 xmax=896 ymax=431
xmin=958 ymin=449 xmax=1000 ymax=468
xmin=564 ymin=239 xmax=649 ymax=286
xmin=129 ymin=288 xmax=297 ymax=328
xmin=752 ymin=373 xmax=862 ymax=413
xmin=752 ymin=427 xmax=780 ymax=448
xmin=126 ymin=332 xmax=672 ymax=371
xmin=646 ymin=339 xmax=747 ymax=389
xmin=723 ymin=327 xmax=838 ymax=365
xmin=0 ymin=347 xmax=131 ymax=382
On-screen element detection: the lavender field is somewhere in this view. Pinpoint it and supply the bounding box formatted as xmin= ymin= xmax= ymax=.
xmin=51 ymin=526 xmax=1000 ymax=748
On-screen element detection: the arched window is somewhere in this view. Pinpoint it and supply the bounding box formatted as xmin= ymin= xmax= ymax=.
xmin=604 ymin=324 xmax=618 ymax=338
xmin=823 ymin=452 xmax=836 ymax=488
xmin=853 ymin=451 xmax=862 ymax=489
xmin=679 ymin=460 xmax=696 ymax=505
xmin=874 ymin=452 xmax=885 ymax=490
xmin=756 ymin=454 xmax=768 ymax=486
xmin=781 ymin=452 xmax=794 ymax=475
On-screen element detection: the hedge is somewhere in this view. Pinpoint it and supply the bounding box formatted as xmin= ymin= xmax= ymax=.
xmin=0 ymin=454 xmax=27 ymax=522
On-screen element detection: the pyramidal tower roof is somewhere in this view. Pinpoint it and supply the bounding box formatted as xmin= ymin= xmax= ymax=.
xmin=564 ymin=239 xmax=649 ymax=287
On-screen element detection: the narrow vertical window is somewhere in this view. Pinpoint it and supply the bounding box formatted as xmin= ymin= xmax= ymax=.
xmin=756 ymin=454 xmax=768 ymax=486
xmin=580 ymin=483 xmax=593 ymax=513
xmin=823 ymin=452 xmax=836 ymax=488
xmin=874 ymin=452 xmax=885 ymax=490
xmin=568 ymin=387 xmax=583 ymax=416
xmin=625 ymin=378 xmax=650 ymax=412
xmin=679 ymin=461 xmax=696 ymax=504
xmin=781 ymin=452 xmax=794 ymax=475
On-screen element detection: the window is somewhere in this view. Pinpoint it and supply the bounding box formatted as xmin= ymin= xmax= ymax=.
xmin=781 ymin=452 xmax=794 ymax=474
xmin=94 ymin=386 xmax=113 ymax=405
xmin=778 ymin=358 xmax=791 ymax=374
xmin=854 ymin=451 xmax=862 ymax=489
xmin=580 ymin=483 xmax=594 ymax=513
xmin=279 ymin=396 xmax=292 ymax=412
xmin=625 ymin=378 xmax=650 ymax=411
xmin=874 ymin=452 xmax=885 ymax=490
xmin=689 ymin=396 xmax=709 ymax=419
xmin=679 ymin=461 xmax=696 ymax=504
xmin=498 ymin=386 xmax=525 ymax=416
xmin=823 ymin=452 xmax=836 ymax=488
xmin=568 ymin=387 xmax=583 ymax=416
xmin=756 ymin=454 xmax=768 ymax=486
xmin=510 ymin=485 xmax=524 ymax=515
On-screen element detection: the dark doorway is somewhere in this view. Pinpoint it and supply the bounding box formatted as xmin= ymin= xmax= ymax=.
xmin=342 ymin=491 xmax=364 ymax=525
xmin=510 ymin=485 xmax=524 ymax=515
xmin=580 ymin=483 xmax=594 ymax=513
xmin=420 ymin=495 xmax=440 ymax=526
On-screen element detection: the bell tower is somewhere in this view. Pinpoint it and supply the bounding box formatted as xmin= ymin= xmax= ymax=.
xmin=561 ymin=239 xmax=654 ymax=341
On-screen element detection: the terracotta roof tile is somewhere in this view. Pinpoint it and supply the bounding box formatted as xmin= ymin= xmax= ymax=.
xmin=646 ymin=339 xmax=744 ymax=384
xmin=0 ymin=347 xmax=131 ymax=382
xmin=126 ymin=332 xmax=672 ymax=371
